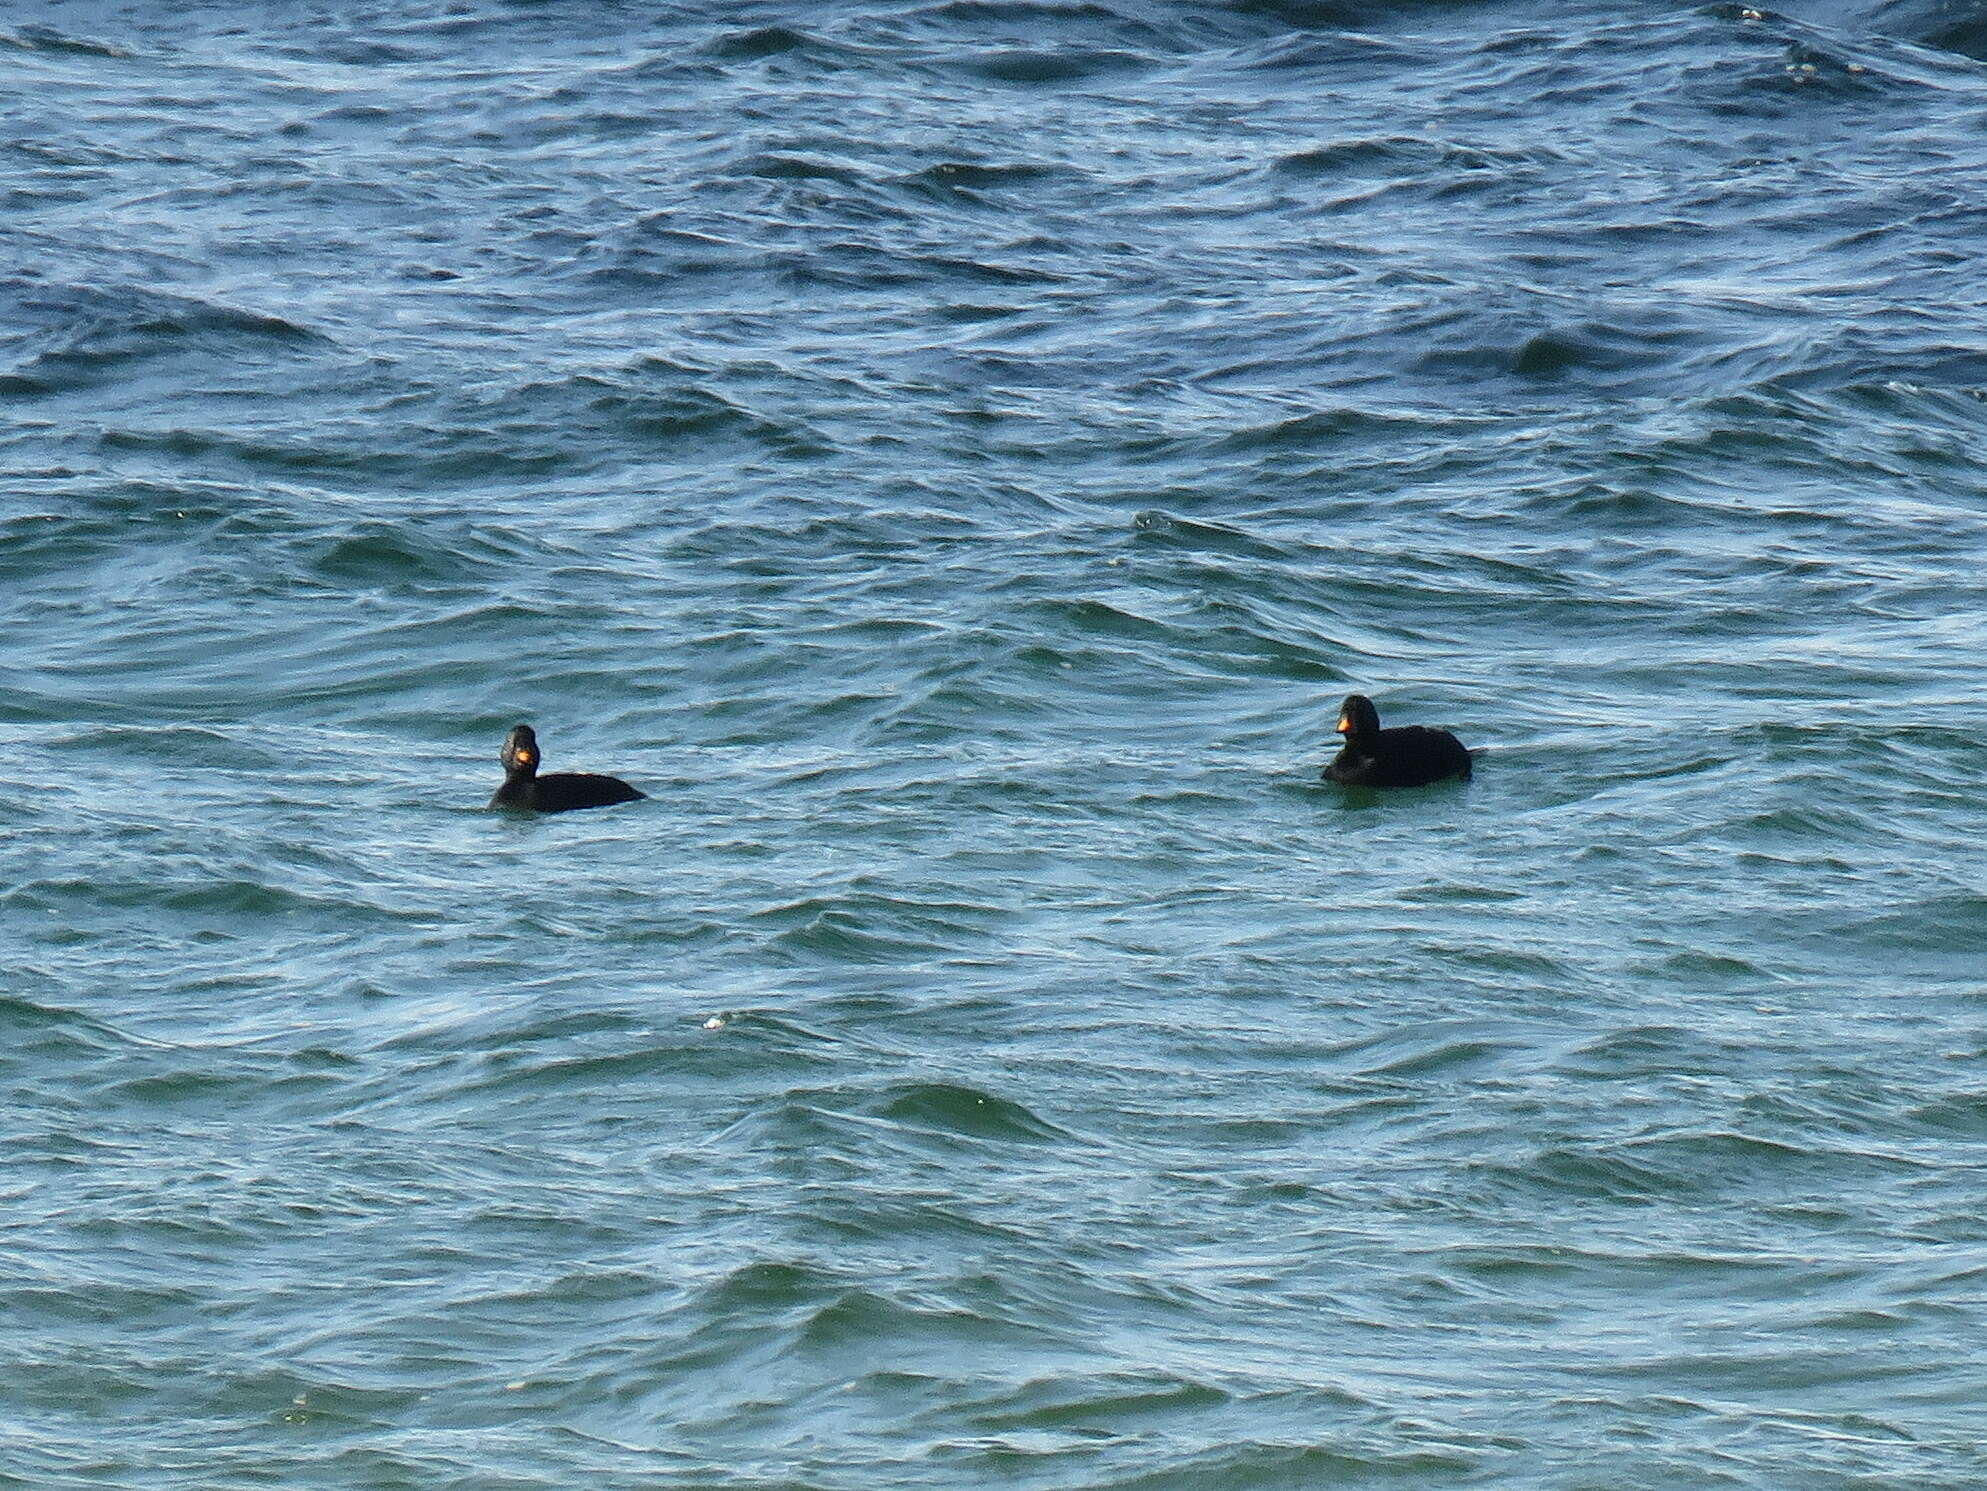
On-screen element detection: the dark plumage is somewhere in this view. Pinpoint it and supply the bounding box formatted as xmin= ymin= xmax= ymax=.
xmin=1322 ymin=694 xmax=1473 ymax=788
xmin=488 ymin=724 xmax=644 ymax=812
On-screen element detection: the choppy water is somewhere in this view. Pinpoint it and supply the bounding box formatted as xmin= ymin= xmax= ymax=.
xmin=8 ymin=1 xmax=1987 ymax=1485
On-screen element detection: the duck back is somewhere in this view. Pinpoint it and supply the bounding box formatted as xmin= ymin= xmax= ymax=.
xmin=1325 ymin=724 xmax=1473 ymax=788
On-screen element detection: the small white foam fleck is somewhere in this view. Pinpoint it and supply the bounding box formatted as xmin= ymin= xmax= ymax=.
xmin=703 ymin=1015 xmax=726 ymax=1030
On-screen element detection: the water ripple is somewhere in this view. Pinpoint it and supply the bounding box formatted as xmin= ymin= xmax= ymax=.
xmin=10 ymin=1 xmax=1987 ymax=1487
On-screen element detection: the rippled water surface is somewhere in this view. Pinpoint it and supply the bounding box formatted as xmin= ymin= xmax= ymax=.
xmin=8 ymin=1 xmax=1987 ymax=1486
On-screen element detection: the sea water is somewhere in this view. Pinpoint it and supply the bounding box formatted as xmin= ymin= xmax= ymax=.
xmin=6 ymin=2 xmax=1987 ymax=1486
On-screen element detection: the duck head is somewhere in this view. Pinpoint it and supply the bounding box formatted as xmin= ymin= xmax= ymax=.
xmin=1335 ymin=694 xmax=1381 ymax=742
xmin=500 ymin=723 xmax=541 ymax=778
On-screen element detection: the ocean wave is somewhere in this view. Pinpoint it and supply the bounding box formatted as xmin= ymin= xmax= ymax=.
xmin=11 ymin=2 xmax=1987 ymax=1486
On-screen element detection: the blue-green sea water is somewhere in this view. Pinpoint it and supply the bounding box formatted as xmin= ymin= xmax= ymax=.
xmin=8 ymin=2 xmax=1987 ymax=1486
